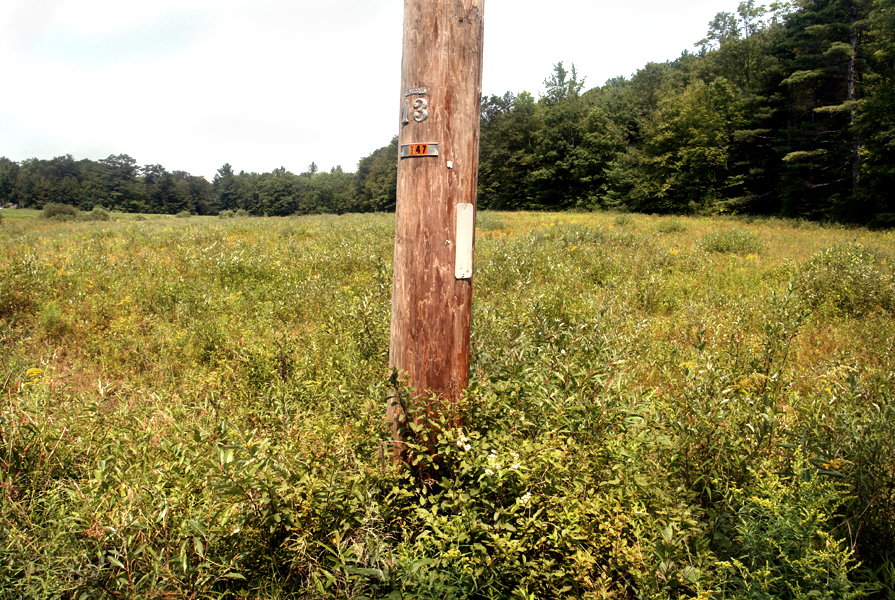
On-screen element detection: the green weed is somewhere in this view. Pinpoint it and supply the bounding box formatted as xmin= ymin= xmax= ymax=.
xmin=719 ymin=450 xmax=871 ymax=600
xmin=0 ymin=211 xmax=892 ymax=598
xmin=614 ymin=213 xmax=635 ymax=227
xmin=656 ymin=218 xmax=689 ymax=233
xmin=698 ymin=228 xmax=765 ymax=255
xmin=795 ymin=242 xmax=894 ymax=318
xmin=475 ymin=211 xmax=509 ymax=232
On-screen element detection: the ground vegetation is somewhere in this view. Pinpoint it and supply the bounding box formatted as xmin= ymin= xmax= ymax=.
xmin=1 ymin=211 xmax=893 ymax=598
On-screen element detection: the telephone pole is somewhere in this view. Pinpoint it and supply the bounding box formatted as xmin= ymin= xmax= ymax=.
xmin=388 ymin=0 xmax=485 ymax=444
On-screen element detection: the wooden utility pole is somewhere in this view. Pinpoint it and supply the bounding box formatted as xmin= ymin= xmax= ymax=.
xmin=388 ymin=0 xmax=485 ymax=443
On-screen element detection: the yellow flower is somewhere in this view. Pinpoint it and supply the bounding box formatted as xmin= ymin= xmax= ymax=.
xmin=669 ymin=248 xmax=679 ymax=255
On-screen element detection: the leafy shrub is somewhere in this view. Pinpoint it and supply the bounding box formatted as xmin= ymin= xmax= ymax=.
xmin=633 ymin=270 xmax=687 ymax=313
xmin=795 ymin=242 xmax=894 ymax=317
xmin=719 ymin=452 xmax=869 ymax=600
xmin=81 ymin=206 xmax=110 ymax=221
xmin=698 ymin=228 xmax=764 ymax=255
xmin=219 ymin=210 xmax=235 ymax=219
xmin=236 ymin=209 xmax=249 ymax=217
xmin=176 ymin=210 xmax=192 ymax=218
xmin=614 ymin=213 xmax=634 ymax=227
xmin=0 ymin=254 xmax=42 ymax=320
xmin=825 ymin=393 xmax=895 ymax=591
xmin=381 ymin=365 xmax=709 ymax=600
xmin=41 ymin=203 xmax=79 ymax=221
xmin=656 ymin=218 xmax=688 ymax=233
xmin=39 ymin=300 xmax=66 ymax=337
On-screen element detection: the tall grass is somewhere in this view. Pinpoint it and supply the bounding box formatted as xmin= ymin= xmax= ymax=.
xmin=1 ymin=212 xmax=893 ymax=598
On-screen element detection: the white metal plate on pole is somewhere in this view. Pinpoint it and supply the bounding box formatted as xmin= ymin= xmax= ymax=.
xmin=455 ymin=203 xmax=474 ymax=280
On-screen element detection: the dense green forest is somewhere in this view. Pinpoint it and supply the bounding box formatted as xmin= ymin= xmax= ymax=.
xmin=478 ymin=0 xmax=895 ymax=226
xmin=0 ymin=145 xmax=399 ymax=218
xmin=1 ymin=0 xmax=893 ymax=225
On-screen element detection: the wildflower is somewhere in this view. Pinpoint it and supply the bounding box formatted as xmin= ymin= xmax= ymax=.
xmin=669 ymin=248 xmax=679 ymax=255
xmin=517 ymin=492 xmax=532 ymax=506
xmin=487 ymin=451 xmax=503 ymax=470
xmin=485 ymin=468 xmax=494 ymax=476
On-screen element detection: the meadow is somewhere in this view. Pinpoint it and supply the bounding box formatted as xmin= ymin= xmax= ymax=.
xmin=1 ymin=209 xmax=894 ymax=599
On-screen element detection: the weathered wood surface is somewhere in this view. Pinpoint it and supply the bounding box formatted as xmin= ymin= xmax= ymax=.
xmin=388 ymin=0 xmax=485 ymax=432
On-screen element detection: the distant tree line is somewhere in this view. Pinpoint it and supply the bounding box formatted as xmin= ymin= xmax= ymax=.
xmin=0 ymin=140 xmax=399 ymax=217
xmin=1 ymin=0 xmax=893 ymax=225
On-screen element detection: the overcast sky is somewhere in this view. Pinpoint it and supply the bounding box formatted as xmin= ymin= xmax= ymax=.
xmin=1 ymin=0 xmax=743 ymax=180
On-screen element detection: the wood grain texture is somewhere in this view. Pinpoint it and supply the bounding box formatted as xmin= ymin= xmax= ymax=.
xmin=388 ymin=0 xmax=485 ymax=432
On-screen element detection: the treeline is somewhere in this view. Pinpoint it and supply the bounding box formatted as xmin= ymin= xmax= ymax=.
xmin=2 ymin=0 xmax=893 ymax=225
xmin=478 ymin=0 xmax=895 ymax=226
xmin=0 ymin=140 xmax=398 ymax=217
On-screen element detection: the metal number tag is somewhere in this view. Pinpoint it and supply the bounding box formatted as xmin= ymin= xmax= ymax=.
xmin=400 ymin=143 xmax=439 ymax=158
xmin=412 ymin=98 xmax=428 ymax=122
xmin=401 ymin=90 xmax=429 ymax=126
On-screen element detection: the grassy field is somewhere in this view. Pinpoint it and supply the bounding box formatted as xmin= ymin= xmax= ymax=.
xmin=1 ymin=210 xmax=894 ymax=599
xmin=0 ymin=208 xmax=43 ymax=220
